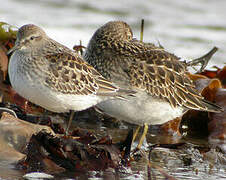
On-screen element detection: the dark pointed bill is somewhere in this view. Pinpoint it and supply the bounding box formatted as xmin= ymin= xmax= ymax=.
xmin=7 ymin=43 xmax=21 ymax=55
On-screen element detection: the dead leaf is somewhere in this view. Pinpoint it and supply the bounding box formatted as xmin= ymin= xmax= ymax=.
xmin=216 ymin=66 xmax=226 ymax=88
xmin=188 ymin=67 xmax=226 ymax=142
xmin=160 ymin=117 xmax=182 ymax=137
xmin=17 ymin=128 xmax=128 ymax=175
xmin=0 ymin=112 xmax=54 ymax=163
xmin=208 ymin=88 xmax=226 ymax=141
xmin=188 ymin=72 xmax=207 ymax=81
xmin=201 ymin=79 xmax=222 ymax=101
xmin=180 ymin=76 xmax=224 ymax=138
xmin=0 ymin=45 xmax=8 ymax=81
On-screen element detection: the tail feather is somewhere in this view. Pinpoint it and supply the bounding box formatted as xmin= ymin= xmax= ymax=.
xmin=201 ymin=99 xmax=224 ymax=113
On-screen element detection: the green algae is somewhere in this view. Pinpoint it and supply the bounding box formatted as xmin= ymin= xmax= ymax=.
xmin=0 ymin=22 xmax=17 ymax=42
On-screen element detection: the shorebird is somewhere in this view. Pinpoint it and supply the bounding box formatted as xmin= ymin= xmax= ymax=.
xmin=84 ymin=21 xmax=223 ymax=148
xmin=8 ymin=24 xmax=133 ymax=133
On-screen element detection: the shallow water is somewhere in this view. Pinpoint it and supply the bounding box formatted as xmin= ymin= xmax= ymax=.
xmin=0 ymin=0 xmax=226 ymax=179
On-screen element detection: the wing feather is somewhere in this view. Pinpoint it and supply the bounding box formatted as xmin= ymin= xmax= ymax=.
xmin=44 ymin=53 xmax=119 ymax=96
xmin=128 ymin=49 xmax=218 ymax=111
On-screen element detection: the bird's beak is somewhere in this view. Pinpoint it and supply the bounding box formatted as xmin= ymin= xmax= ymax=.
xmin=7 ymin=42 xmax=21 ymax=55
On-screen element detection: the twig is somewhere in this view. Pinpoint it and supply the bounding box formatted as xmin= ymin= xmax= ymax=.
xmin=79 ymin=40 xmax=83 ymax=55
xmin=186 ymin=47 xmax=218 ymax=73
xmin=140 ymin=19 xmax=144 ymax=42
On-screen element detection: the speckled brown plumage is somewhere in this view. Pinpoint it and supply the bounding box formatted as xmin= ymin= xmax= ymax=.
xmin=84 ymin=21 xmax=223 ymax=113
xmin=44 ymin=53 xmax=118 ymax=96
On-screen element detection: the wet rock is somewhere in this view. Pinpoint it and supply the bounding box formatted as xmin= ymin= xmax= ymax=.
xmin=148 ymin=143 xmax=226 ymax=179
xmin=0 ymin=112 xmax=54 ymax=163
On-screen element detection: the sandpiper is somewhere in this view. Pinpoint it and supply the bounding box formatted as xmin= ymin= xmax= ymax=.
xmin=8 ymin=24 xmax=133 ymax=133
xmin=84 ymin=21 xmax=223 ymax=147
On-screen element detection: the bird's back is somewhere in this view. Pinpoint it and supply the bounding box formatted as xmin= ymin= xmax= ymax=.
xmin=84 ymin=21 xmax=223 ymax=113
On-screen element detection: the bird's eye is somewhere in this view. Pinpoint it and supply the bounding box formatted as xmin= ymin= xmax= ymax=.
xmin=30 ymin=36 xmax=35 ymax=40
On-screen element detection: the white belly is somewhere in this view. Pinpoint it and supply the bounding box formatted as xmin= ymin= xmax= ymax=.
xmin=97 ymin=91 xmax=184 ymax=125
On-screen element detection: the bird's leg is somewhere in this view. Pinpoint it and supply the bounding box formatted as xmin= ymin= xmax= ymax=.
xmin=186 ymin=47 xmax=218 ymax=73
xmin=37 ymin=109 xmax=48 ymax=125
xmin=132 ymin=126 xmax=141 ymax=143
xmin=137 ymin=123 xmax=149 ymax=150
xmin=65 ymin=110 xmax=75 ymax=135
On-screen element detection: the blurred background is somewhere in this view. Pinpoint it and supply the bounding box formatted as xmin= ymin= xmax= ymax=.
xmin=1 ymin=0 xmax=225 ymax=68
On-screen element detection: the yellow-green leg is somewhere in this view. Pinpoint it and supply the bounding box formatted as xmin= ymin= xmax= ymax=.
xmin=137 ymin=123 xmax=149 ymax=149
xmin=65 ymin=110 xmax=75 ymax=135
xmin=132 ymin=126 xmax=141 ymax=143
